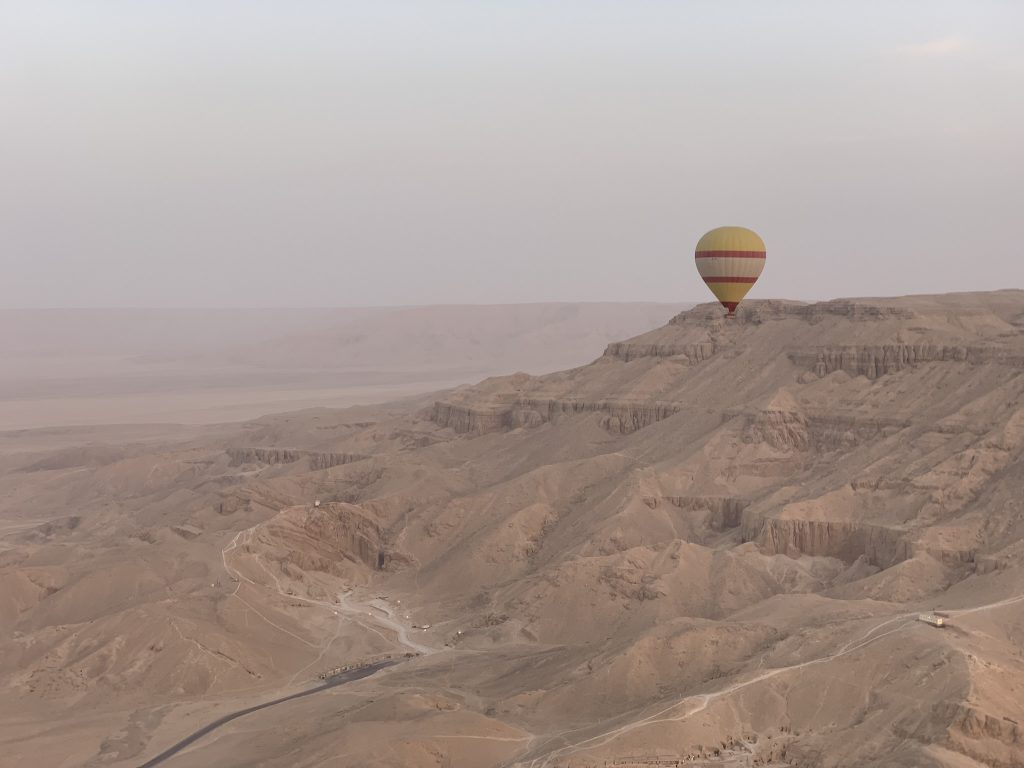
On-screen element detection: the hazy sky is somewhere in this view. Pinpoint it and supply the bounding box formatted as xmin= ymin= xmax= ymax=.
xmin=3 ymin=1 xmax=1022 ymax=308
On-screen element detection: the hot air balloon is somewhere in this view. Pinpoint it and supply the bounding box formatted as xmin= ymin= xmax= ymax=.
xmin=694 ymin=226 xmax=766 ymax=316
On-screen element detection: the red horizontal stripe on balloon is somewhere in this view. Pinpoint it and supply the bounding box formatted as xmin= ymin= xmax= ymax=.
xmin=695 ymin=251 xmax=766 ymax=259
xmin=702 ymin=276 xmax=759 ymax=284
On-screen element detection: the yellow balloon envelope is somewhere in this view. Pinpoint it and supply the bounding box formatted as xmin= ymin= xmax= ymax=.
xmin=694 ymin=226 xmax=766 ymax=315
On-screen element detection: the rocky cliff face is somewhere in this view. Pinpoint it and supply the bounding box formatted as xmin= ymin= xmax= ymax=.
xmin=743 ymin=514 xmax=911 ymax=567
xmin=603 ymin=341 xmax=716 ymax=363
xmin=667 ymin=299 xmax=917 ymax=326
xmin=789 ymin=344 xmax=1024 ymax=380
xmin=752 ymin=300 xmax=917 ymax=323
xmin=428 ymin=402 xmax=512 ymax=434
xmin=938 ymin=702 xmax=1024 ymax=768
xmin=741 ymin=409 xmax=910 ymax=451
xmin=529 ymin=398 xmax=682 ymax=434
xmin=260 ymin=502 xmax=385 ymax=574
xmin=741 ymin=408 xmax=811 ymax=451
xmin=659 ymin=495 xmax=748 ymax=532
xmin=431 ymin=398 xmax=683 ymax=435
xmin=226 ymin=447 xmax=368 ymax=469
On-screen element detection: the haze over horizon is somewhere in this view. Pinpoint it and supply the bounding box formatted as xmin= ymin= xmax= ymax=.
xmin=4 ymin=1 xmax=1023 ymax=309
xmin=4 ymin=6 xmax=1024 ymax=767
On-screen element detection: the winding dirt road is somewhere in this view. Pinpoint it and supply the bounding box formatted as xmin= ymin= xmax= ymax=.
xmin=518 ymin=590 xmax=1024 ymax=767
xmin=134 ymin=523 xmax=437 ymax=767
xmin=187 ymin=522 xmax=1024 ymax=768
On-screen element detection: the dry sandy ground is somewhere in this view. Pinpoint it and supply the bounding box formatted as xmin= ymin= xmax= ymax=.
xmin=2 ymin=293 xmax=1024 ymax=768
xmin=1 ymin=303 xmax=677 ymax=430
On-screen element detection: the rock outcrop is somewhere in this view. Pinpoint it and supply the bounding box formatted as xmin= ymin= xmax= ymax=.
xmin=743 ymin=514 xmax=911 ymax=567
xmin=667 ymin=299 xmax=916 ymax=326
xmin=938 ymin=702 xmax=1024 ymax=768
xmin=789 ymin=344 xmax=1024 ymax=380
xmin=431 ymin=398 xmax=683 ymax=435
xmin=741 ymin=409 xmax=910 ymax=451
xmin=660 ymin=496 xmax=748 ymax=531
xmin=741 ymin=407 xmax=810 ymax=451
xmin=603 ymin=341 xmax=716 ymax=363
xmin=260 ymin=503 xmax=385 ymax=573
xmin=226 ymin=448 xmax=368 ymax=469
xmin=428 ymin=403 xmax=512 ymax=435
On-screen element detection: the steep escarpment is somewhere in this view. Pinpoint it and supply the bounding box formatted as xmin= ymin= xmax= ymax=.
xmin=423 ymin=295 xmax=1024 ymax=583
xmin=789 ymin=344 xmax=1024 ymax=380
xmin=257 ymin=502 xmax=387 ymax=575
xmin=942 ymin=702 xmax=1024 ymax=768
xmin=429 ymin=402 xmax=512 ymax=435
xmin=582 ymin=293 xmax=1024 ymax=369
xmin=654 ymin=496 xmax=748 ymax=532
xmin=431 ymin=397 xmax=683 ymax=435
xmin=603 ymin=341 xmax=716 ymax=363
xmin=226 ymin=447 xmax=368 ymax=469
xmin=743 ymin=514 xmax=911 ymax=567
xmin=741 ymin=408 xmax=910 ymax=451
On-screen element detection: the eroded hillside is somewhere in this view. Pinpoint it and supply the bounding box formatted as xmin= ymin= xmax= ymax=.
xmin=2 ymin=292 xmax=1024 ymax=768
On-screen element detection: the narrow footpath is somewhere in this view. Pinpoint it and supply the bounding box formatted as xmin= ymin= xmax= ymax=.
xmin=135 ymin=521 xmax=436 ymax=767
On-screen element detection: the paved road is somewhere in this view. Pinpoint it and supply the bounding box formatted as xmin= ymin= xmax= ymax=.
xmin=137 ymin=660 xmax=397 ymax=767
